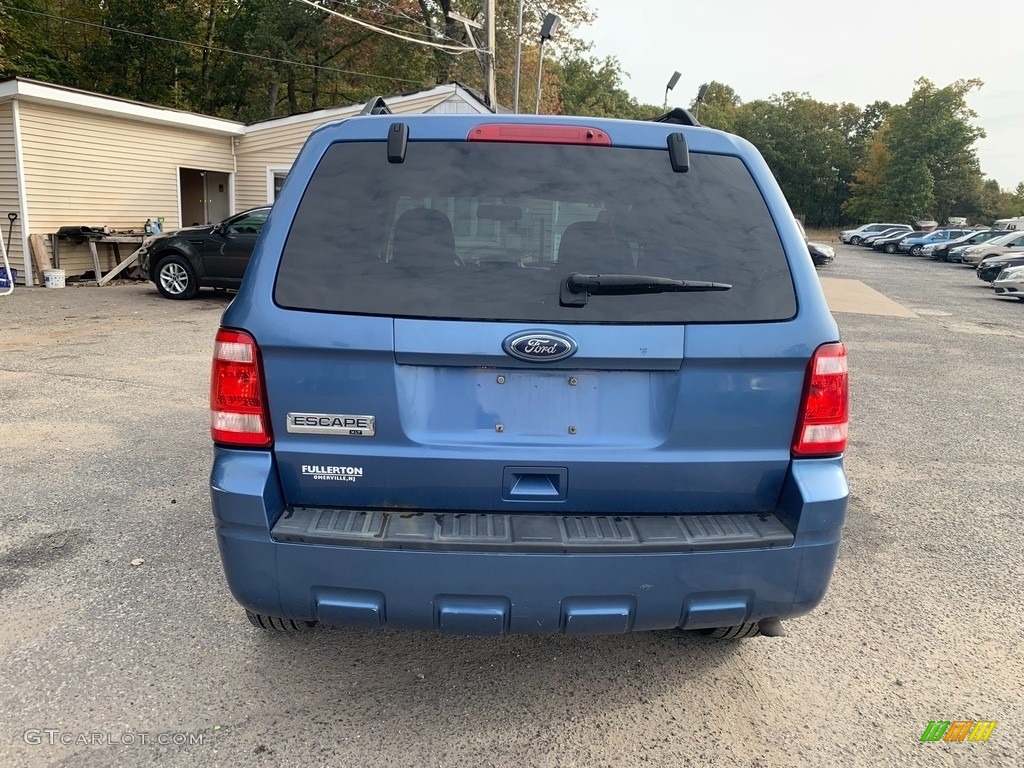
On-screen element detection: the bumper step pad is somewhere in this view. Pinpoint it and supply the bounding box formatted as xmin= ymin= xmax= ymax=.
xmin=272 ymin=508 xmax=793 ymax=553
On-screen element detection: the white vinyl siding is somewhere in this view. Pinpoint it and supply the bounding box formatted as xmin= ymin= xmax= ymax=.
xmin=234 ymin=87 xmax=469 ymax=209
xmin=17 ymin=101 xmax=235 ymax=277
xmin=1 ymin=80 xmax=491 ymax=280
xmin=0 ymin=102 xmax=25 ymax=283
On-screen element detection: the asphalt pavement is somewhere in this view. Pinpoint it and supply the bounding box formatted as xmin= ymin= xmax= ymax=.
xmin=0 ymin=248 xmax=1021 ymax=767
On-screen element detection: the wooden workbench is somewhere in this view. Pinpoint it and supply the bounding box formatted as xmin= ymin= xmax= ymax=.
xmin=50 ymin=233 xmax=145 ymax=283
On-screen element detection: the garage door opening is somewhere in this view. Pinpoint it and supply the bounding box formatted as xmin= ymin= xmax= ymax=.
xmin=179 ymin=168 xmax=231 ymax=227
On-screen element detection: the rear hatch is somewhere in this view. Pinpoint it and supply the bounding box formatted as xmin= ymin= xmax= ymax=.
xmin=246 ymin=118 xmax=820 ymax=518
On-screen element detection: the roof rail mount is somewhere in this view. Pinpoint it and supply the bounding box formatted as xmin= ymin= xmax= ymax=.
xmin=652 ymin=107 xmax=701 ymax=127
xmin=360 ymin=96 xmax=393 ymax=116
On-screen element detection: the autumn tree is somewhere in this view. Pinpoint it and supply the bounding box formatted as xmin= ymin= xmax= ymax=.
xmin=843 ymin=129 xmax=891 ymax=222
xmin=845 ymin=78 xmax=986 ymax=224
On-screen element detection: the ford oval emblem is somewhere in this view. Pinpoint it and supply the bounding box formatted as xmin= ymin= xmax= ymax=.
xmin=502 ymin=331 xmax=578 ymax=363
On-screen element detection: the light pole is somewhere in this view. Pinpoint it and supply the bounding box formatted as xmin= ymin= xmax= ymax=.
xmin=513 ymin=0 xmax=525 ymax=113
xmin=664 ymin=71 xmax=681 ymax=109
xmin=694 ymin=83 xmax=709 ymax=121
xmin=534 ymin=14 xmax=561 ymax=115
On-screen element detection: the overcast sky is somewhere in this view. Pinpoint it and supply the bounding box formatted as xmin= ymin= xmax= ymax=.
xmin=581 ymin=0 xmax=1024 ymax=189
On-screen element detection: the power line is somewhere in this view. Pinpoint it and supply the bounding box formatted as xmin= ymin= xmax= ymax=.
xmin=326 ymin=0 xmax=468 ymax=47
xmin=8 ymin=6 xmax=431 ymax=85
xmin=294 ymin=0 xmax=477 ymax=54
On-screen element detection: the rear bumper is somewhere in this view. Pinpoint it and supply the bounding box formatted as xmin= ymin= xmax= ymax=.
xmin=210 ymin=450 xmax=848 ymax=635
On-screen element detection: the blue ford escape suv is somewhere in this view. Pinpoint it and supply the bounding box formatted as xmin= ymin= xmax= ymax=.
xmin=210 ymin=109 xmax=849 ymax=638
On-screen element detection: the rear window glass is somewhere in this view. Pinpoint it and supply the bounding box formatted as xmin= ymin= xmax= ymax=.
xmin=275 ymin=141 xmax=796 ymax=323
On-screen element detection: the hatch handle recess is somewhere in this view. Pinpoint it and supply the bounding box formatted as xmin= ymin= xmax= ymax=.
xmin=503 ymin=467 xmax=568 ymax=502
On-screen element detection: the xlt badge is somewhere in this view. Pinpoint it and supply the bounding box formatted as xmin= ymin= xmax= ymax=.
xmin=287 ymin=413 xmax=376 ymax=437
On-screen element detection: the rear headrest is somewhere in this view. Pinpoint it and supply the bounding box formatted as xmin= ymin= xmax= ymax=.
xmin=557 ymin=221 xmax=633 ymax=274
xmin=391 ymin=208 xmax=457 ymax=268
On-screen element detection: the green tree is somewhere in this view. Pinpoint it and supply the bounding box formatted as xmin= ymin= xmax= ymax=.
xmin=556 ymin=54 xmax=659 ymax=119
xmin=731 ymin=92 xmax=862 ymax=226
xmin=857 ymin=77 xmax=986 ymax=223
xmin=880 ymin=155 xmax=934 ymax=222
xmin=690 ymin=81 xmax=740 ymax=132
xmin=0 ymin=0 xmax=73 ymax=80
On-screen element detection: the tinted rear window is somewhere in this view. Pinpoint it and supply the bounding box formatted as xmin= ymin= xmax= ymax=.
xmin=275 ymin=141 xmax=796 ymax=323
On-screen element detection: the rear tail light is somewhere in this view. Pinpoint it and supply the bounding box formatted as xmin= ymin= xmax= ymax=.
xmin=468 ymin=124 xmax=611 ymax=145
xmin=792 ymin=342 xmax=848 ymax=457
xmin=210 ymin=328 xmax=272 ymax=447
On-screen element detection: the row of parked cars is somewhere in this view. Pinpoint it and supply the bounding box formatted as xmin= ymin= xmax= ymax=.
xmin=839 ymin=221 xmax=1024 ymax=301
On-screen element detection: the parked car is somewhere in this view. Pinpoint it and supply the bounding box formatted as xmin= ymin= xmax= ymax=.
xmin=873 ymin=231 xmax=912 ymax=253
xmin=992 ymin=265 xmax=1024 ymax=300
xmin=961 ymin=231 xmax=1024 ymax=266
xmin=808 ymin=241 xmax=836 ymax=266
xmin=896 ymin=229 xmax=972 ymax=256
xmin=860 ymin=226 xmax=913 ymax=247
xmin=992 ymin=216 xmax=1024 ymax=231
xmin=209 ymin=112 xmax=849 ymax=639
xmin=795 ymin=219 xmax=835 ymax=266
xmin=139 ymin=206 xmax=271 ymax=299
xmin=839 ymin=222 xmax=908 ymax=245
xmin=976 ymin=252 xmax=1024 ymax=283
xmin=923 ymin=229 xmax=1003 ymax=261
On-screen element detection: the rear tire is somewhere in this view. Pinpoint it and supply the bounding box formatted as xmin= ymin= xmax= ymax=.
xmin=695 ymin=623 xmax=762 ymax=639
xmin=246 ymin=610 xmax=317 ymax=632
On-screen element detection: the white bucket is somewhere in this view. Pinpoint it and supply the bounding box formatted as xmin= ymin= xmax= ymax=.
xmin=43 ymin=268 xmax=66 ymax=289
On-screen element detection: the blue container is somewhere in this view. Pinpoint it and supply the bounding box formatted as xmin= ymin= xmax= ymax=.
xmin=0 ymin=267 xmax=17 ymax=289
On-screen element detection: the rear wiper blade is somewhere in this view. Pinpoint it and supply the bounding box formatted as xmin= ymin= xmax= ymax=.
xmin=560 ymin=273 xmax=732 ymax=307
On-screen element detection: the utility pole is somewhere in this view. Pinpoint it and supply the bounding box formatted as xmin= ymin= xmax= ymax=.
xmin=452 ymin=4 xmax=496 ymax=111
xmin=484 ymin=0 xmax=497 ymax=111
xmin=513 ymin=0 xmax=524 ymax=113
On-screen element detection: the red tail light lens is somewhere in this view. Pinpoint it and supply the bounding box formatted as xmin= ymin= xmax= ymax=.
xmin=792 ymin=342 xmax=848 ymax=457
xmin=210 ymin=328 xmax=272 ymax=447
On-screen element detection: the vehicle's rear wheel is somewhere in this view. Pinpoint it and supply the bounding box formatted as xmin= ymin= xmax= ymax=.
xmin=694 ymin=623 xmax=762 ymax=639
xmin=849 ymin=236 xmax=861 ymax=245
xmin=154 ymin=255 xmax=199 ymax=300
xmin=910 ymin=245 xmax=923 ymax=256
xmin=246 ymin=610 xmax=317 ymax=632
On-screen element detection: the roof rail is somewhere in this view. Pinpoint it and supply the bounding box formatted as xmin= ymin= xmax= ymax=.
xmin=651 ymin=107 xmax=701 ymax=127
xmin=360 ymin=96 xmax=393 ymax=116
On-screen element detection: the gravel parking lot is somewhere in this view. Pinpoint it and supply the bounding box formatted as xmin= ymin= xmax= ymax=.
xmin=1 ymin=247 xmax=1021 ymax=767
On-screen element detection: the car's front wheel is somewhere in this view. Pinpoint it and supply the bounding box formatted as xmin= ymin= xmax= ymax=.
xmin=884 ymin=243 xmax=897 ymax=254
xmin=154 ymin=255 xmax=199 ymax=300
xmin=910 ymin=245 xmax=923 ymax=256
xmin=849 ymin=236 xmax=861 ymax=245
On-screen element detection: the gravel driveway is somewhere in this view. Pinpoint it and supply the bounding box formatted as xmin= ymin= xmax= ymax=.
xmin=0 ymin=250 xmax=1021 ymax=767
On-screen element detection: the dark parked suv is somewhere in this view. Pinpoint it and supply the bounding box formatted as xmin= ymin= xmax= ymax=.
xmin=139 ymin=207 xmax=270 ymax=299
xmin=209 ymin=112 xmax=850 ymax=638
